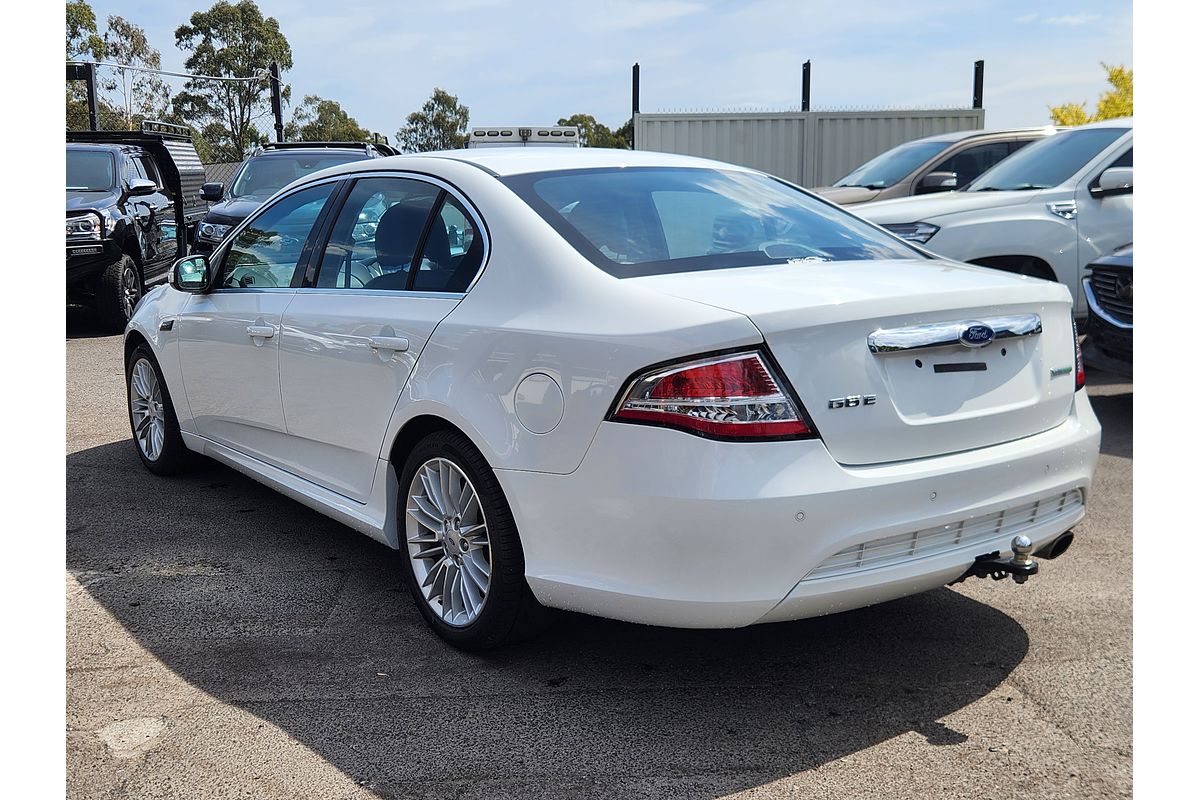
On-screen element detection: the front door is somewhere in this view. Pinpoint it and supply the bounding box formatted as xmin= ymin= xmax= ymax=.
xmin=1074 ymin=145 xmax=1133 ymax=313
xmin=178 ymin=181 xmax=338 ymax=467
xmin=279 ymin=176 xmax=486 ymax=501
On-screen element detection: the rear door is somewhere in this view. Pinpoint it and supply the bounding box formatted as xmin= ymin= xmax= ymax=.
xmin=278 ymin=175 xmax=487 ymax=501
xmin=177 ymin=181 xmax=338 ymax=467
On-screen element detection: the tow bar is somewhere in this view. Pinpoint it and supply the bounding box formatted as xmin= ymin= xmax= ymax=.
xmin=950 ymin=535 xmax=1038 ymax=585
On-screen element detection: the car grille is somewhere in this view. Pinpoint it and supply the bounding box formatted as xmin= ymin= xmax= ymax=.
xmin=1088 ymin=268 xmax=1133 ymax=324
xmin=801 ymin=489 xmax=1084 ymax=581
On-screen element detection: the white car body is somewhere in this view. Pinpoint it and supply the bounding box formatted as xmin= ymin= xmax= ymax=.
xmin=856 ymin=119 xmax=1132 ymax=319
xmin=126 ymin=147 xmax=1100 ymax=632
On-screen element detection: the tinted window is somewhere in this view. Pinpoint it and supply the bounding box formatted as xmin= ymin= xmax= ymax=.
xmin=833 ymin=140 xmax=953 ymax=189
xmin=969 ymin=127 xmax=1128 ymax=191
xmin=503 ymin=167 xmax=919 ymax=278
xmin=230 ymin=152 xmax=367 ymax=198
xmin=137 ymin=156 xmax=162 ymax=188
xmin=930 ymin=142 xmax=1010 ymax=186
xmin=411 ymin=196 xmax=485 ymax=292
xmin=67 ymin=150 xmax=115 ymax=191
xmin=1111 ymin=147 xmax=1133 ymax=167
xmin=314 ymin=178 xmax=440 ymax=290
xmin=221 ymin=183 xmax=335 ymax=289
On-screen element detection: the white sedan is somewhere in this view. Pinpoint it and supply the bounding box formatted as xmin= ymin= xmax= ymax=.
xmin=124 ymin=148 xmax=1100 ymax=649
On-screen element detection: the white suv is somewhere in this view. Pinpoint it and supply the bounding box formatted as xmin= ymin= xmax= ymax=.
xmin=856 ymin=118 xmax=1132 ymax=319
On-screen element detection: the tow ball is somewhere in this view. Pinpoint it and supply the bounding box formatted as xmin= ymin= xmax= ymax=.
xmin=950 ymin=535 xmax=1038 ymax=585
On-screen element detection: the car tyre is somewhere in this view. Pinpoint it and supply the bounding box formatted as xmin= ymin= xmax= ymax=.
xmin=98 ymin=255 xmax=142 ymax=333
xmin=399 ymin=429 xmax=553 ymax=650
xmin=126 ymin=343 xmax=191 ymax=476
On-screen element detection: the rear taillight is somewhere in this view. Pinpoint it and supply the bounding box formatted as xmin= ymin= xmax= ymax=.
xmin=1073 ymin=320 xmax=1086 ymax=389
xmin=610 ymin=350 xmax=817 ymax=440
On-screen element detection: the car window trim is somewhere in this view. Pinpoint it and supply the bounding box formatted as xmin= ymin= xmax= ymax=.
xmin=298 ymin=178 xmax=354 ymax=288
xmin=406 ymin=189 xmax=448 ymax=291
xmin=292 ymin=170 xmax=490 ymax=295
xmin=208 ymin=176 xmax=344 ymax=292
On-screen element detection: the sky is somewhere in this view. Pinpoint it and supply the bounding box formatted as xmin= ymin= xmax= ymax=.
xmin=84 ymin=0 xmax=1132 ymax=140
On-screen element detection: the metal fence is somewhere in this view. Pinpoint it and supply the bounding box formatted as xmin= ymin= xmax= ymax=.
xmin=634 ymin=109 xmax=986 ymax=187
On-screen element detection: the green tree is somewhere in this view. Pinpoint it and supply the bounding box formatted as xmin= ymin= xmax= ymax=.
xmin=557 ymin=114 xmax=629 ymax=149
xmin=67 ymin=1 xmax=106 ymax=129
xmin=396 ymin=89 xmax=469 ymax=153
xmin=101 ymin=16 xmax=171 ymax=129
xmin=286 ymin=95 xmax=370 ymax=142
xmin=66 ymin=0 xmax=104 ymax=59
xmin=1050 ymin=63 xmax=1133 ymax=126
xmin=173 ymin=0 xmax=293 ymax=160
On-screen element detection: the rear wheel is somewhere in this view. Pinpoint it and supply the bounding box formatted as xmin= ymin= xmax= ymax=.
xmin=98 ymin=255 xmax=142 ymax=333
xmin=399 ymin=430 xmax=551 ymax=649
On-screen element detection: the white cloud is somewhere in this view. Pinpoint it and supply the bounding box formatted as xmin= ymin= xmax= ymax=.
xmin=1016 ymin=12 xmax=1038 ymax=23
xmin=1043 ymin=13 xmax=1101 ymax=26
xmin=592 ymin=1 xmax=704 ymax=31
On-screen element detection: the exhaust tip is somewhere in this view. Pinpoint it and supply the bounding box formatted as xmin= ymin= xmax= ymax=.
xmin=1035 ymin=531 xmax=1074 ymax=560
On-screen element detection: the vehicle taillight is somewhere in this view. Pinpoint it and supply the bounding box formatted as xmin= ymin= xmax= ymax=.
xmin=1073 ymin=320 xmax=1086 ymax=389
xmin=611 ymin=351 xmax=817 ymax=440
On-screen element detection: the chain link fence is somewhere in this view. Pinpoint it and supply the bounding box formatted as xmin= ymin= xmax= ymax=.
xmin=67 ymin=61 xmax=279 ymax=178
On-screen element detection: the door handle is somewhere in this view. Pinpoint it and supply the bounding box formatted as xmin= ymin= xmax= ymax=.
xmin=246 ymin=324 xmax=275 ymax=339
xmin=368 ymin=336 xmax=410 ymax=352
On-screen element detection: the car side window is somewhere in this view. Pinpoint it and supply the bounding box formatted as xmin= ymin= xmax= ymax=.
xmin=313 ymin=177 xmax=441 ymax=291
xmin=930 ymin=142 xmax=1011 ymax=186
xmin=411 ymin=195 xmax=485 ymax=292
xmin=219 ymin=183 xmax=336 ymax=289
xmin=1111 ymin=147 xmax=1133 ymax=168
xmin=137 ymin=156 xmax=162 ymax=189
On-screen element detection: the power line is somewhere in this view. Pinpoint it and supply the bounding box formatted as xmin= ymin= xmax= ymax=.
xmin=66 ymin=60 xmax=272 ymax=83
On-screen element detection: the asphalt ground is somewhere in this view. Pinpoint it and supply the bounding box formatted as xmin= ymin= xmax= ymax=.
xmin=66 ymin=308 xmax=1132 ymax=799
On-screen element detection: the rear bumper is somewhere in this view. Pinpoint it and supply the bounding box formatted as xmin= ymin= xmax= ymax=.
xmin=496 ymin=391 xmax=1101 ymax=628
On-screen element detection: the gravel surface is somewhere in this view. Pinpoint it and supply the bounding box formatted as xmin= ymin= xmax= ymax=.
xmin=66 ymin=311 xmax=1132 ymax=799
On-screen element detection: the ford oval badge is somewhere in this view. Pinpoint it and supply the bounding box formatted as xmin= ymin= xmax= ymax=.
xmin=959 ymin=323 xmax=995 ymax=348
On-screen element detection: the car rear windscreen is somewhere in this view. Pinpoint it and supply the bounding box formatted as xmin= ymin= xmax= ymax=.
xmin=503 ymin=167 xmax=921 ymax=278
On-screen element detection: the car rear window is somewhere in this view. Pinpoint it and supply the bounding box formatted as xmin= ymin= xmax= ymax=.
xmin=502 ymin=167 xmax=920 ymax=278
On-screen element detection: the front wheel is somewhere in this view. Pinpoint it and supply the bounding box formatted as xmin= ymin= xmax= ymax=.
xmin=98 ymin=255 xmax=142 ymax=333
xmin=126 ymin=344 xmax=191 ymax=475
xmin=399 ymin=430 xmax=552 ymax=649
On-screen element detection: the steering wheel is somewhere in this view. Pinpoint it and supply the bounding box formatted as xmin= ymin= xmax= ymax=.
xmin=227 ymin=265 xmax=280 ymax=289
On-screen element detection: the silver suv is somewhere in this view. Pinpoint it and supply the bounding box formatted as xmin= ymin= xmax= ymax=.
xmin=814 ymin=127 xmax=1059 ymax=206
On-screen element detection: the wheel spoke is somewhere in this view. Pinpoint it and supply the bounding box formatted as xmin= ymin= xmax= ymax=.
xmin=407 ymin=503 xmax=441 ymax=532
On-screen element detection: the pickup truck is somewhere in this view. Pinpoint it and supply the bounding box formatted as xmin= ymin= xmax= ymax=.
xmin=855 ymin=118 xmax=1132 ymax=320
xmin=67 ymin=122 xmax=207 ymax=331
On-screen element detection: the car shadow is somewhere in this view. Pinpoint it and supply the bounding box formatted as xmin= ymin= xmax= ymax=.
xmin=66 ymin=305 xmax=118 ymax=340
xmin=68 ymin=439 xmax=1032 ymax=798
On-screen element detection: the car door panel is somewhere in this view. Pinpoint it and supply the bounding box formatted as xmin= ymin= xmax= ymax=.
xmin=277 ymin=176 xmax=485 ymax=502
xmin=177 ymin=289 xmax=296 ymax=465
xmin=1075 ymin=145 xmax=1133 ymax=300
xmin=175 ymin=181 xmax=338 ymax=468
xmin=279 ymin=291 xmax=460 ymax=500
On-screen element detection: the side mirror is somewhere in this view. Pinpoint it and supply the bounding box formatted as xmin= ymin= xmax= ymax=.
xmin=916 ymin=171 xmax=958 ymax=194
xmin=170 ymin=255 xmax=212 ymax=293
xmin=200 ymin=182 xmax=224 ymax=202
xmin=1093 ymin=167 xmax=1133 ymax=196
xmin=126 ymin=178 xmax=158 ymax=197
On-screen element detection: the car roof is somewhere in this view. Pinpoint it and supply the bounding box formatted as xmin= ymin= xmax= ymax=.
xmin=67 ymin=142 xmax=135 ymax=154
xmin=334 ymin=147 xmax=755 ymax=178
xmin=914 ymin=126 xmax=1061 ymax=144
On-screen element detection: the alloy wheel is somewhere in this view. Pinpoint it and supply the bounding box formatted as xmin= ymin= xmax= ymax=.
xmin=129 ymin=358 xmax=165 ymax=461
xmin=121 ymin=263 xmax=141 ymax=320
xmin=405 ymin=457 xmax=492 ymax=626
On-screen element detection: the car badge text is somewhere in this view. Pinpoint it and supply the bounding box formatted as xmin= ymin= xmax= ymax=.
xmin=959 ymin=323 xmax=995 ymax=348
xmin=829 ymin=394 xmax=877 ymax=409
